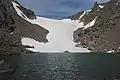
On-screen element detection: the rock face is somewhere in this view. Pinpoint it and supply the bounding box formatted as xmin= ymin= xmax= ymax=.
xmin=12 ymin=0 xmax=36 ymax=20
xmin=72 ymin=0 xmax=120 ymax=52
xmin=0 ymin=0 xmax=48 ymax=55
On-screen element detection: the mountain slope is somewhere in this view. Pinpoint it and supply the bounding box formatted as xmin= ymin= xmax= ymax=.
xmin=11 ymin=0 xmax=120 ymax=53
xmin=11 ymin=1 xmax=48 ymax=43
xmin=0 ymin=0 xmax=88 ymax=53
xmin=1 ymin=0 xmax=119 ymax=53
xmin=71 ymin=0 xmax=120 ymax=52
xmin=0 ymin=0 xmax=48 ymax=55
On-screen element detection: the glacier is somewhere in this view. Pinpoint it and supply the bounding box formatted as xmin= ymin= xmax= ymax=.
xmin=12 ymin=1 xmax=97 ymax=53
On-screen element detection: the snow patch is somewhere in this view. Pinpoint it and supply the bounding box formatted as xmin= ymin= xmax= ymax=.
xmin=79 ymin=10 xmax=91 ymax=19
xmin=74 ymin=22 xmax=84 ymax=31
xmin=12 ymin=2 xmax=27 ymax=19
xmin=86 ymin=9 xmax=91 ymax=13
xmin=10 ymin=32 xmax=14 ymax=34
xmin=116 ymin=3 xmax=119 ymax=5
xmin=86 ymin=9 xmax=91 ymax=15
xmin=12 ymin=1 xmax=35 ymax=24
xmin=79 ymin=11 xmax=86 ymax=19
xmin=83 ymin=17 xmax=97 ymax=30
xmin=73 ymin=16 xmax=97 ymax=30
xmin=99 ymin=5 xmax=104 ymax=8
xmin=119 ymin=47 xmax=120 ymax=49
xmin=107 ymin=50 xmax=115 ymax=53
xmin=116 ymin=1 xmax=120 ymax=5
xmin=97 ymin=9 xmax=100 ymax=11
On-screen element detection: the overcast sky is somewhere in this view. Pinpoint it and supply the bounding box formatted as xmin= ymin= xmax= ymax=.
xmin=18 ymin=0 xmax=110 ymax=19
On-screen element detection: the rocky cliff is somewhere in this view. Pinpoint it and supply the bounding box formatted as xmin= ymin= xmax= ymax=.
xmin=0 ymin=0 xmax=48 ymax=55
xmin=72 ymin=0 xmax=120 ymax=52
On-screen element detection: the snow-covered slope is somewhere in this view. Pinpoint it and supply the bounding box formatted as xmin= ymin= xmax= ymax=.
xmin=22 ymin=17 xmax=91 ymax=53
xmin=10 ymin=0 xmax=120 ymax=53
xmin=12 ymin=1 xmax=95 ymax=53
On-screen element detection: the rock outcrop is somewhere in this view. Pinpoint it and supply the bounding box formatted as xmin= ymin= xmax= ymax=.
xmin=0 ymin=0 xmax=48 ymax=55
xmin=72 ymin=0 xmax=120 ymax=52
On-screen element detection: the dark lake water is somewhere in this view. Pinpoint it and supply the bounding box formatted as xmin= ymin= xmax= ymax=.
xmin=0 ymin=53 xmax=120 ymax=80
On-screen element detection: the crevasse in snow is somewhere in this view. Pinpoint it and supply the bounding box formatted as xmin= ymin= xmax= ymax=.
xmin=12 ymin=1 xmax=97 ymax=53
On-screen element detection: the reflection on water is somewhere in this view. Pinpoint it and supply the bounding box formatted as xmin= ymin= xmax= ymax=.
xmin=0 ymin=53 xmax=120 ymax=80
